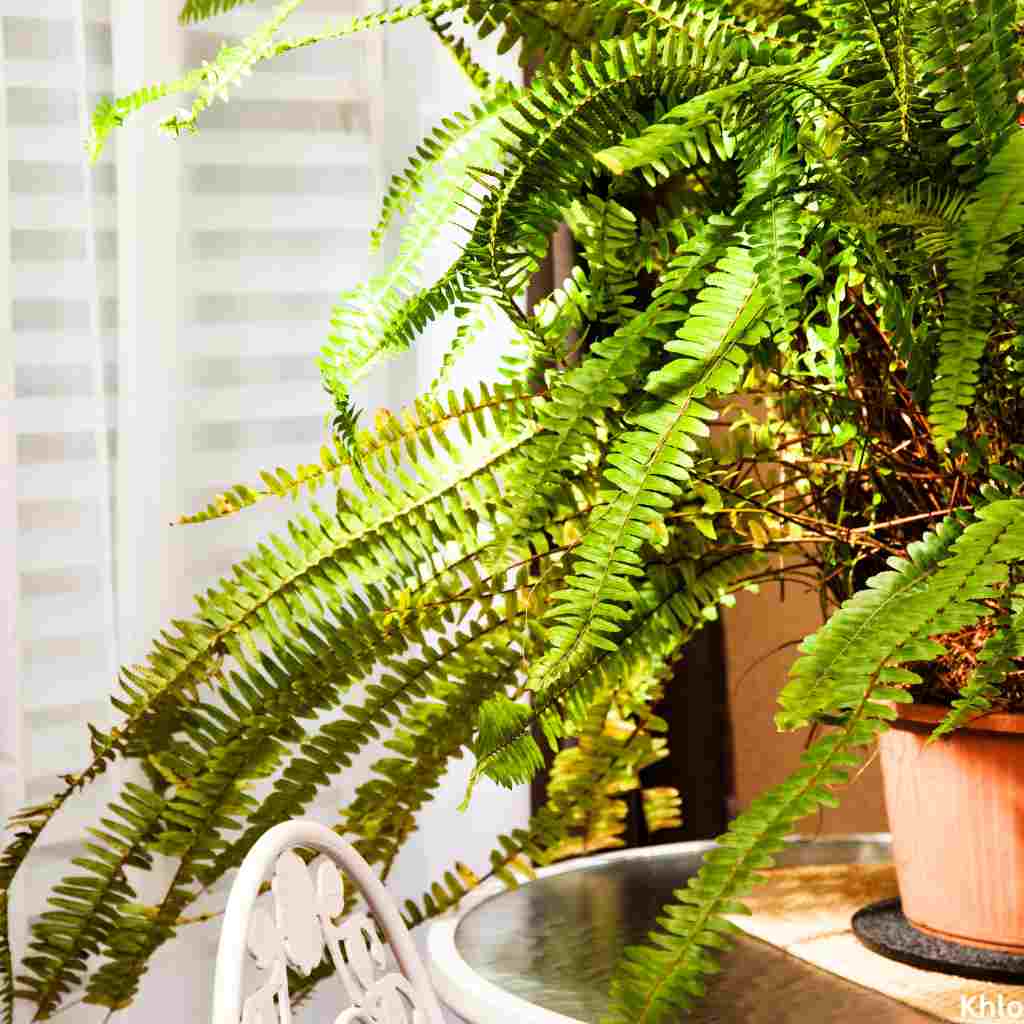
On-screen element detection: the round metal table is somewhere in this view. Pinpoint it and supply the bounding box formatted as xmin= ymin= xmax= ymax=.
xmin=426 ymin=835 xmax=941 ymax=1023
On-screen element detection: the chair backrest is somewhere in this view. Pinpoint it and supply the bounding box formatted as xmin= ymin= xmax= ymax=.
xmin=211 ymin=820 xmax=446 ymax=1024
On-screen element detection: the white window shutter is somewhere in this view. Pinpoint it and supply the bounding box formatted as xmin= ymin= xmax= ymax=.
xmin=0 ymin=14 xmax=24 ymax=828
xmin=5 ymin=4 xmax=527 ymax=1020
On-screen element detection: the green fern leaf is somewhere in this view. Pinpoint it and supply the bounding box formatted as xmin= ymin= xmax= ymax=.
xmin=18 ymin=787 xmax=167 ymax=1017
xmin=428 ymin=14 xmax=497 ymax=92
xmin=494 ymin=216 xmax=733 ymax=561
xmin=178 ymin=381 xmax=537 ymax=523
xmin=90 ymin=0 xmax=305 ymax=161
xmin=93 ymin=0 xmax=478 ymax=162
xmin=371 ymin=86 xmax=512 ymax=252
xmin=929 ymin=132 xmax=1024 ymax=450
xmin=530 ymin=246 xmax=765 ymax=694
xmin=463 ymin=31 xmax=741 ymax=323
xmin=917 ymin=0 xmax=1018 ymax=173
xmin=178 ymin=0 xmax=255 ymax=22
xmin=319 ymin=77 xmax=511 ymax=441
xmin=594 ymin=63 xmax=814 ymax=177
xmin=0 ymin=416 xmax=538 ymax=1002
xmin=741 ymin=135 xmax=807 ymax=346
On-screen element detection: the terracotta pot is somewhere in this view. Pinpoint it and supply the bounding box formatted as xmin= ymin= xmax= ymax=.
xmin=878 ymin=702 xmax=1024 ymax=952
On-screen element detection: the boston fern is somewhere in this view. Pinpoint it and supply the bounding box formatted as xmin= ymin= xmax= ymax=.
xmin=5 ymin=0 xmax=1024 ymax=1021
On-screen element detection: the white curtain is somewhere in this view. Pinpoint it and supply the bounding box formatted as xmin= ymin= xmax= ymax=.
xmin=3 ymin=3 xmax=524 ymax=1021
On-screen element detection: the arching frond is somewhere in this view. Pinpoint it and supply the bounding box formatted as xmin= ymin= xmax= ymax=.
xmin=529 ymin=246 xmax=765 ymax=694
xmin=428 ymin=14 xmax=497 ymax=92
xmin=929 ymin=132 xmax=1024 ymax=450
xmin=822 ymin=0 xmax=916 ymax=142
xmin=178 ymin=0 xmax=254 ymax=22
xmin=179 ymin=380 xmax=537 ymax=523
xmin=406 ymin=657 xmax=681 ymax=923
xmin=742 ymin=134 xmax=807 ymax=347
xmin=92 ymin=0 xmax=479 ymax=161
xmin=90 ymin=0 xmax=305 ymax=161
xmin=463 ymin=30 xmax=743 ymax=321
xmin=917 ymin=0 xmax=1018 ymax=174
xmin=319 ymin=88 xmax=513 ymax=439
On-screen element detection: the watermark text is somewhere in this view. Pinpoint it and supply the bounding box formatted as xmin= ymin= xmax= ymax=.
xmin=961 ymin=994 xmax=1024 ymax=1021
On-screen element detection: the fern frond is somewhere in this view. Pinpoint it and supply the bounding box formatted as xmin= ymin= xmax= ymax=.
xmin=319 ymin=76 xmax=512 ymax=441
xmin=178 ymin=0 xmax=254 ymax=22
xmin=816 ymin=0 xmax=918 ymax=146
xmin=929 ymin=131 xmax=1024 ymax=450
xmin=405 ymin=657 xmax=681 ymax=925
xmin=464 ymin=31 xmax=740 ymax=322
xmin=462 ymin=1 xmax=630 ymax=69
xmin=179 ymin=381 xmax=537 ymax=523
xmin=831 ymin=181 xmax=970 ymax=258
xmin=90 ymin=589 xmax=503 ymax=1012
xmin=80 ymin=534 xmax=549 ymax=1010
xmin=158 ymin=0 xmax=311 ymax=140
xmin=0 ymin=745 xmax=154 ymax=1020
xmin=493 ymin=217 xmax=734 ymax=561
xmin=602 ymin=0 xmax=814 ymax=54
xmin=17 ymin=786 xmax=167 ymax=1018
xmin=530 ymin=246 xmax=765 ymax=694
xmin=428 ymin=15 xmax=495 ymax=92
xmin=341 ymin=659 xmax=520 ymax=873
xmin=493 ymin=306 xmax=662 ymax=556
xmin=430 ymin=301 xmax=512 ymax=391
xmin=606 ymin=713 xmax=888 ymax=1022
xmin=272 ymin=0 xmax=477 ymax=66
xmin=89 ymin=0 xmax=305 ymax=161
xmin=778 ymin=501 xmax=1024 ymax=730
xmin=214 ymin=609 xmax=526 ymax=884
xmin=563 ymin=196 xmax=640 ymax=323
xmin=0 ymin=416 xmax=538 ymax=997
xmin=526 ymin=265 xmax=596 ymax=363
xmin=741 ymin=135 xmax=807 ymax=347
xmin=1 ymin=804 xmax=69 ymax=1024
xmin=594 ymin=62 xmax=813 ymax=177
xmin=371 ymin=85 xmax=513 ymax=251
xmin=322 ymin=262 xmax=482 ymax=443
xmin=542 ymin=667 xmax=679 ymax=859
xmin=88 ymin=79 xmax=204 ymax=164
xmin=40 ymin=597 xmax=396 ymax=1012
xmin=84 ymin=531 xmax=553 ymax=1008
xmin=917 ymin=0 xmax=1019 ymax=173
xmin=93 ymin=0 xmax=483 ymax=162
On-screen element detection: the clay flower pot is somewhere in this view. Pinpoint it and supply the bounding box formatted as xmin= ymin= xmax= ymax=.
xmin=879 ymin=702 xmax=1024 ymax=952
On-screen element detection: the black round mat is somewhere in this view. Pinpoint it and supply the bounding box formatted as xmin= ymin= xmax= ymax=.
xmin=852 ymin=899 xmax=1024 ymax=983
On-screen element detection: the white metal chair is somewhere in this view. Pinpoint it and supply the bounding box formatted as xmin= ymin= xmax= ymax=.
xmin=211 ymin=820 xmax=447 ymax=1024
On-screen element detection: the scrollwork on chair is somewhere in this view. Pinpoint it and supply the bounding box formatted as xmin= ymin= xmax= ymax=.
xmin=238 ymin=849 xmax=430 ymax=1024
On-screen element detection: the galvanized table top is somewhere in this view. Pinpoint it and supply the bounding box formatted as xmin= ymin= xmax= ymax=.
xmin=433 ymin=836 xmax=942 ymax=1023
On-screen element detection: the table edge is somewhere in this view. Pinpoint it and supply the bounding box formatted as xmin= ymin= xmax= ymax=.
xmin=425 ymin=833 xmax=893 ymax=1024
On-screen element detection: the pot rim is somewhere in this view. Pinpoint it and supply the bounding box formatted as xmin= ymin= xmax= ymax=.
xmin=889 ymin=700 xmax=1024 ymax=735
